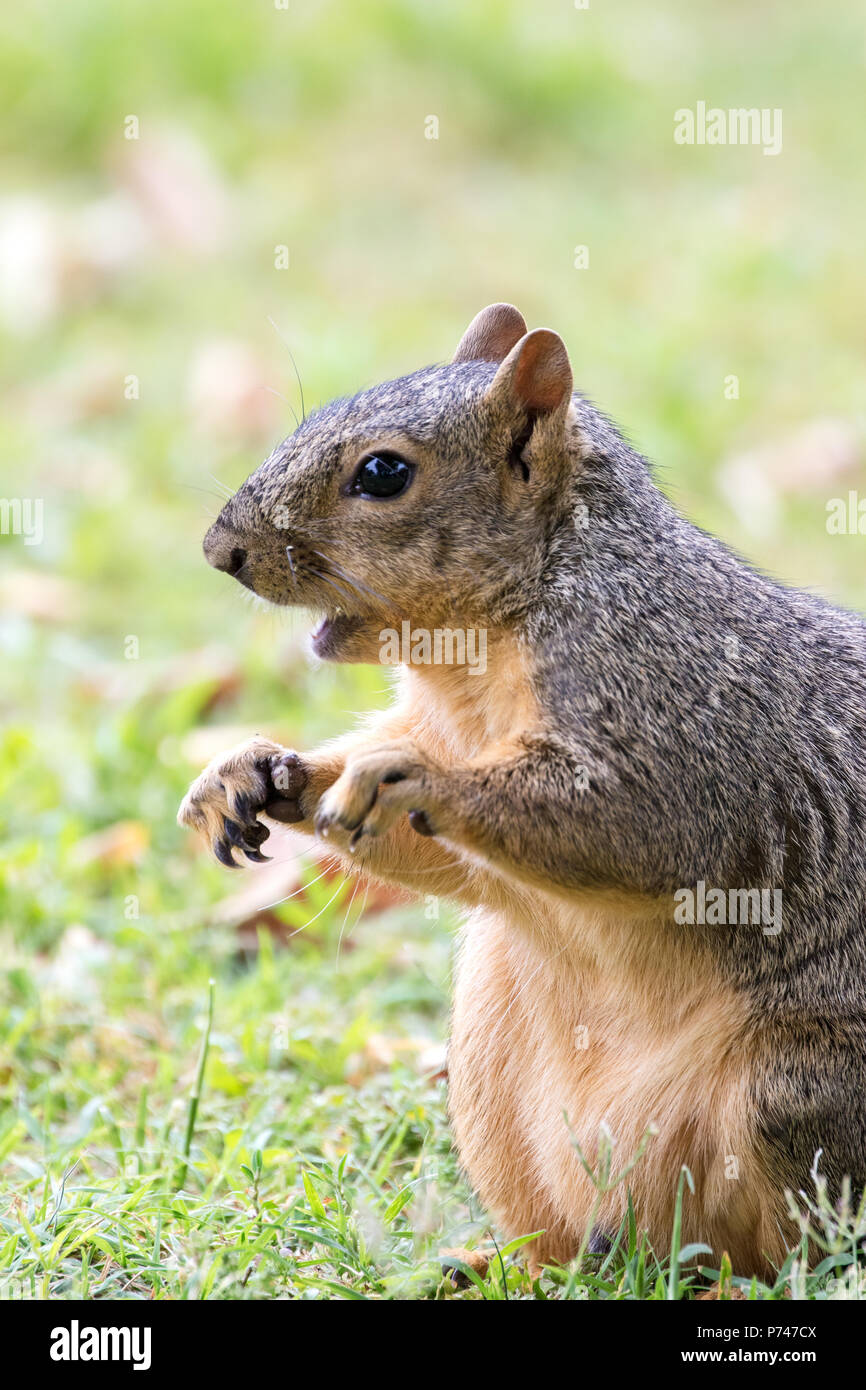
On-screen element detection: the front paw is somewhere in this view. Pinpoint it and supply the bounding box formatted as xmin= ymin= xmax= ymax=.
xmin=314 ymin=740 xmax=439 ymax=848
xmin=178 ymin=736 xmax=311 ymax=867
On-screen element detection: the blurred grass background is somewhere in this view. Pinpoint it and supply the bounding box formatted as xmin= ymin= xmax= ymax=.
xmin=0 ymin=0 xmax=864 ymax=1298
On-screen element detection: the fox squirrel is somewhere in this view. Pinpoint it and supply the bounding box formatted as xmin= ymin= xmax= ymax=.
xmin=179 ymin=303 xmax=866 ymax=1275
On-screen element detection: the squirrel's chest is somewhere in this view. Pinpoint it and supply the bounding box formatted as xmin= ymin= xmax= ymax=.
xmin=403 ymin=633 xmax=540 ymax=760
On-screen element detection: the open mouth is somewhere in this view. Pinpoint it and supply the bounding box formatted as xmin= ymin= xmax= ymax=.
xmin=310 ymin=607 xmax=365 ymax=658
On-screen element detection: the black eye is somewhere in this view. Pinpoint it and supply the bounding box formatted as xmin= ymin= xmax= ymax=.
xmin=350 ymin=452 xmax=413 ymax=499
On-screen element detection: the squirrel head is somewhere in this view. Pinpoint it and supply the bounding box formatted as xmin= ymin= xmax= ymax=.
xmin=204 ymin=304 xmax=582 ymax=662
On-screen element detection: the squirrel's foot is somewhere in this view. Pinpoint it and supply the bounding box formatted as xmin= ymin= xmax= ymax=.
xmin=178 ymin=736 xmax=309 ymax=867
xmin=314 ymin=739 xmax=441 ymax=850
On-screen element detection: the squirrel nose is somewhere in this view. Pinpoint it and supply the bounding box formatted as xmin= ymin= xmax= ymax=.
xmin=222 ymin=546 xmax=247 ymax=576
xmin=203 ymin=523 xmax=248 ymax=577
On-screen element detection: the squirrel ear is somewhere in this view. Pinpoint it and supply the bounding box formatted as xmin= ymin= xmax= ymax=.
xmin=488 ymin=328 xmax=573 ymax=418
xmin=452 ymin=303 xmax=529 ymax=364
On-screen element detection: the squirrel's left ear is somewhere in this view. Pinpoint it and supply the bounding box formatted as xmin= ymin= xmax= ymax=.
xmin=452 ymin=303 xmax=528 ymax=364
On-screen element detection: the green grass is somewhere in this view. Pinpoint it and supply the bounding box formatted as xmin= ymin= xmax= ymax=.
xmin=1 ymin=0 xmax=865 ymax=1298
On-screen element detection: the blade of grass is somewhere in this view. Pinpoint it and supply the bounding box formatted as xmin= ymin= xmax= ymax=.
xmin=174 ymin=979 xmax=215 ymax=1192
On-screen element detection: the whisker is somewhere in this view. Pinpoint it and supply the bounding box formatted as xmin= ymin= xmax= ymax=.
xmin=307 ymin=550 xmax=392 ymax=609
xmin=335 ymin=877 xmax=361 ymax=969
xmin=267 ymin=315 xmax=306 ymax=423
xmin=266 ymin=384 xmax=299 ymax=430
xmin=287 ymin=875 xmax=348 ymax=939
xmin=349 ymin=883 xmax=370 ymax=938
xmin=326 ymin=567 xmax=391 ymax=610
xmin=306 ymin=566 xmax=362 ymax=607
xmin=208 ymin=474 xmax=235 ymax=500
xmin=183 ymin=483 xmax=229 ymax=503
xmin=285 ymin=544 xmax=298 ymax=597
xmin=254 ymin=861 xmax=337 ymax=913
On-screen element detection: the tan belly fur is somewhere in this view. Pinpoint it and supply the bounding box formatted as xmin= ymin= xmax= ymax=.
xmin=448 ymin=895 xmax=789 ymax=1273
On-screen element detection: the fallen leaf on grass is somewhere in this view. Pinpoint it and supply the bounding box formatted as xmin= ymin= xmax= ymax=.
xmin=717 ymin=417 xmax=861 ymax=537
xmin=78 ymin=645 xmax=244 ymax=708
xmin=345 ymin=1034 xmax=447 ymax=1085
xmin=113 ymin=124 xmax=230 ymax=255
xmin=187 ymin=338 xmax=281 ymax=442
xmin=0 ymin=569 xmax=82 ymax=623
xmin=72 ymin=820 xmax=149 ymax=867
xmin=210 ymin=822 xmax=405 ymax=943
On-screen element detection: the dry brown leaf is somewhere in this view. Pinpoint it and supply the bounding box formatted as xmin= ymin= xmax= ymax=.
xmin=0 ymin=569 xmax=81 ymax=623
xmin=718 ymin=417 xmax=861 ymax=537
xmin=187 ymin=338 xmax=280 ymax=442
xmin=114 ymin=125 xmax=230 ymax=254
xmin=73 ymin=820 xmax=149 ymax=867
xmin=346 ymin=1033 xmax=446 ymax=1086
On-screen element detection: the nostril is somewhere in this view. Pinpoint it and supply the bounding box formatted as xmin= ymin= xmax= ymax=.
xmin=226 ymin=547 xmax=247 ymax=576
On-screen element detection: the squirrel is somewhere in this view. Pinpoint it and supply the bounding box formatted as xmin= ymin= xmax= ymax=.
xmin=179 ymin=303 xmax=866 ymax=1275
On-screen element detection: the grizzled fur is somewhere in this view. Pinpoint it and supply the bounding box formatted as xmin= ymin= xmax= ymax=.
xmin=525 ymin=414 xmax=866 ymax=1202
xmin=182 ymin=303 xmax=866 ymax=1267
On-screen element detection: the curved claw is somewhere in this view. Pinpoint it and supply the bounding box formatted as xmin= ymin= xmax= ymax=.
xmin=224 ymin=817 xmax=272 ymax=866
xmin=223 ymin=818 xmax=247 ymax=848
xmin=225 ymin=816 xmax=269 ymax=851
xmin=214 ymin=836 xmax=240 ymax=868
